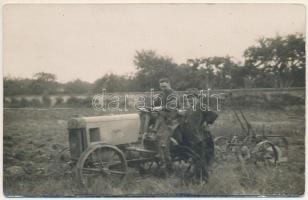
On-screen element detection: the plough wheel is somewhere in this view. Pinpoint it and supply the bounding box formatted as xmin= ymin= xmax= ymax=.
xmin=252 ymin=140 xmax=279 ymax=166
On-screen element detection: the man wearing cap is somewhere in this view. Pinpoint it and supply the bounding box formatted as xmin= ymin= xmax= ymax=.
xmin=153 ymin=78 xmax=178 ymax=111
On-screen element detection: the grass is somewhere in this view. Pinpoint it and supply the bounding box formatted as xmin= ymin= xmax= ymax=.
xmin=3 ymin=107 xmax=305 ymax=196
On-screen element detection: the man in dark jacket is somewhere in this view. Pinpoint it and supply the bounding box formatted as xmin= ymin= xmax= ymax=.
xmin=152 ymin=77 xmax=179 ymax=176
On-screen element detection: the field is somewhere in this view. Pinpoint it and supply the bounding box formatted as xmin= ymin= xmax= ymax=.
xmin=3 ymin=106 xmax=305 ymax=197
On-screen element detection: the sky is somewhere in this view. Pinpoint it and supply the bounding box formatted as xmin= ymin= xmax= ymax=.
xmin=3 ymin=3 xmax=306 ymax=83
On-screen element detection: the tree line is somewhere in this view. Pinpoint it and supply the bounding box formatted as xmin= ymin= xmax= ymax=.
xmin=4 ymin=33 xmax=305 ymax=96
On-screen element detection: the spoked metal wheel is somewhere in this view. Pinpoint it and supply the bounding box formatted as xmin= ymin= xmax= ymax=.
xmin=252 ymin=140 xmax=279 ymax=166
xmin=76 ymin=143 xmax=127 ymax=193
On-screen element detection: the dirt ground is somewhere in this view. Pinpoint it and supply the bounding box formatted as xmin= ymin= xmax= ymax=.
xmin=3 ymin=107 xmax=305 ymax=196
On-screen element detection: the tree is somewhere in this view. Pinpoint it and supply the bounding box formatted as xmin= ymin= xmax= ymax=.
xmin=30 ymin=72 xmax=58 ymax=94
xmin=244 ymin=34 xmax=305 ymax=88
xmin=171 ymin=64 xmax=198 ymax=90
xmin=92 ymin=74 xmax=133 ymax=93
xmin=4 ymin=76 xmax=33 ymax=96
xmin=133 ymin=50 xmax=178 ymax=90
xmin=64 ymin=79 xmax=92 ymax=94
xmin=186 ymin=58 xmax=215 ymax=89
xmin=186 ymin=56 xmax=239 ymax=89
xmin=33 ymin=72 xmax=56 ymax=82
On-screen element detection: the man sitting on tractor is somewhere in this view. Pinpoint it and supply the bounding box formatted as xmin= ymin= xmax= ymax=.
xmin=150 ymin=77 xmax=179 ymax=176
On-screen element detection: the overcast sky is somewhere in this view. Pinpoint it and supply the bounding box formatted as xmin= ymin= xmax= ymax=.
xmin=3 ymin=4 xmax=306 ymax=83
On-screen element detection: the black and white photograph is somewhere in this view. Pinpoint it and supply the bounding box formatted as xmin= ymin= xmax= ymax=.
xmin=2 ymin=2 xmax=306 ymax=197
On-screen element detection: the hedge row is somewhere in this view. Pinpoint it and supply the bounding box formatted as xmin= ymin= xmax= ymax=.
xmin=221 ymin=93 xmax=305 ymax=110
xmin=4 ymin=93 xmax=305 ymax=110
xmin=3 ymin=96 xmax=93 ymax=108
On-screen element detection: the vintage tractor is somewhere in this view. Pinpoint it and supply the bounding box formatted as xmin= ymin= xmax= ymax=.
xmin=54 ymin=106 xmax=216 ymax=193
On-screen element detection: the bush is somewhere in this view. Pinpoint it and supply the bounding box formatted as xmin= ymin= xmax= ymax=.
xmin=81 ymin=97 xmax=92 ymax=107
xmin=4 ymin=99 xmax=11 ymax=108
xmin=55 ymin=97 xmax=64 ymax=105
xmin=4 ymin=97 xmax=42 ymax=108
xmin=66 ymin=96 xmax=84 ymax=107
xmin=10 ymin=98 xmax=20 ymax=108
xmin=30 ymin=99 xmax=42 ymax=107
xmin=20 ymin=98 xmax=31 ymax=107
xmin=65 ymin=96 xmax=92 ymax=107
xmin=42 ymin=95 xmax=51 ymax=107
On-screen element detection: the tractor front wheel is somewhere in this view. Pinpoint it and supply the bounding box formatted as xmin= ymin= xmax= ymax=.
xmin=76 ymin=143 xmax=127 ymax=193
